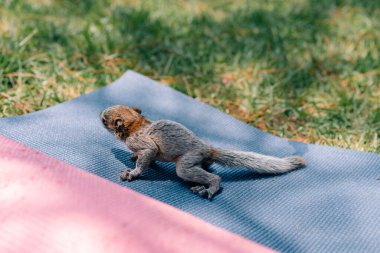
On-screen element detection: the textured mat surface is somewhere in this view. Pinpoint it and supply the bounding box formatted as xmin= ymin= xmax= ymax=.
xmin=0 ymin=70 xmax=379 ymax=252
xmin=0 ymin=135 xmax=272 ymax=253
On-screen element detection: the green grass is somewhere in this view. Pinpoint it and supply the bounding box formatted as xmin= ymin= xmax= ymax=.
xmin=1 ymin=0 xmax=379 ymax=153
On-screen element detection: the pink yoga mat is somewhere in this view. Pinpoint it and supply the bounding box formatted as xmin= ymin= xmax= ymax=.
xmin=0 ymin=135 xmax=275 ymax=253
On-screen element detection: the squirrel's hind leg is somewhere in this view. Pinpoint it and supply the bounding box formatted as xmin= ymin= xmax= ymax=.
xmin=176 ymin=155 xmax=221 ymax=200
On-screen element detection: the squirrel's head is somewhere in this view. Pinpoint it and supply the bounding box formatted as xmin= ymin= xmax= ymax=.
xmin=100 ymin=105 xmax=149 ymax=141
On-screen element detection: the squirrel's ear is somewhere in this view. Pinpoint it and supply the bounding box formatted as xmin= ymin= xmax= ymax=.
xmin=132 ymin=107 xmax=142 ymax=114
xmin=115 ymin=118 xmax=123 ymax=128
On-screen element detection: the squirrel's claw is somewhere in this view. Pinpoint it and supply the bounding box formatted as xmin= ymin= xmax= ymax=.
xmin=191 ymin=185 xmax=205 ymax=193
xmin=120 ymin=168 xmax=140 ymax=181
xmin=191 ymin=185 xmax=214 ymax=200
xmin=120 ymin=169 xmax=133 ymax=181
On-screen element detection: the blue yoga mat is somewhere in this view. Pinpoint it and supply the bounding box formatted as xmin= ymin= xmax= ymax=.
xmin=1 ymin=71 xmax=379 ymax=252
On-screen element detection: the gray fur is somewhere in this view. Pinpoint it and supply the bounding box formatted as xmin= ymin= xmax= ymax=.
xmin=101 ymin=106 xmax=306 ymax=200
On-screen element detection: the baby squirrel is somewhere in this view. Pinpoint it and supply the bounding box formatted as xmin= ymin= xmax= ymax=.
xmin=101 ymin=105 xmax=305 ymax=199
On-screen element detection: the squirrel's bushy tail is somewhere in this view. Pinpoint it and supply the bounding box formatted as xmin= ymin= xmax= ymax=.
xmin=211 ymin=148 xmax=305 ymax=174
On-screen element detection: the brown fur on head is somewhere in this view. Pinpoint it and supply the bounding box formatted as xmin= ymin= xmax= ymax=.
xmin=100 ymin=105 xmax=150 ymax=141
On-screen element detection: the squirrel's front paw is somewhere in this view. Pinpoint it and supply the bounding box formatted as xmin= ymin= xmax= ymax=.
xmin=120 ymin=169 xmax=134 ymax=182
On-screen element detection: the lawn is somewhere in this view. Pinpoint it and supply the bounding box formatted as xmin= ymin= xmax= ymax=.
xmin=1 ymin=0 xmax=379 ymax=153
